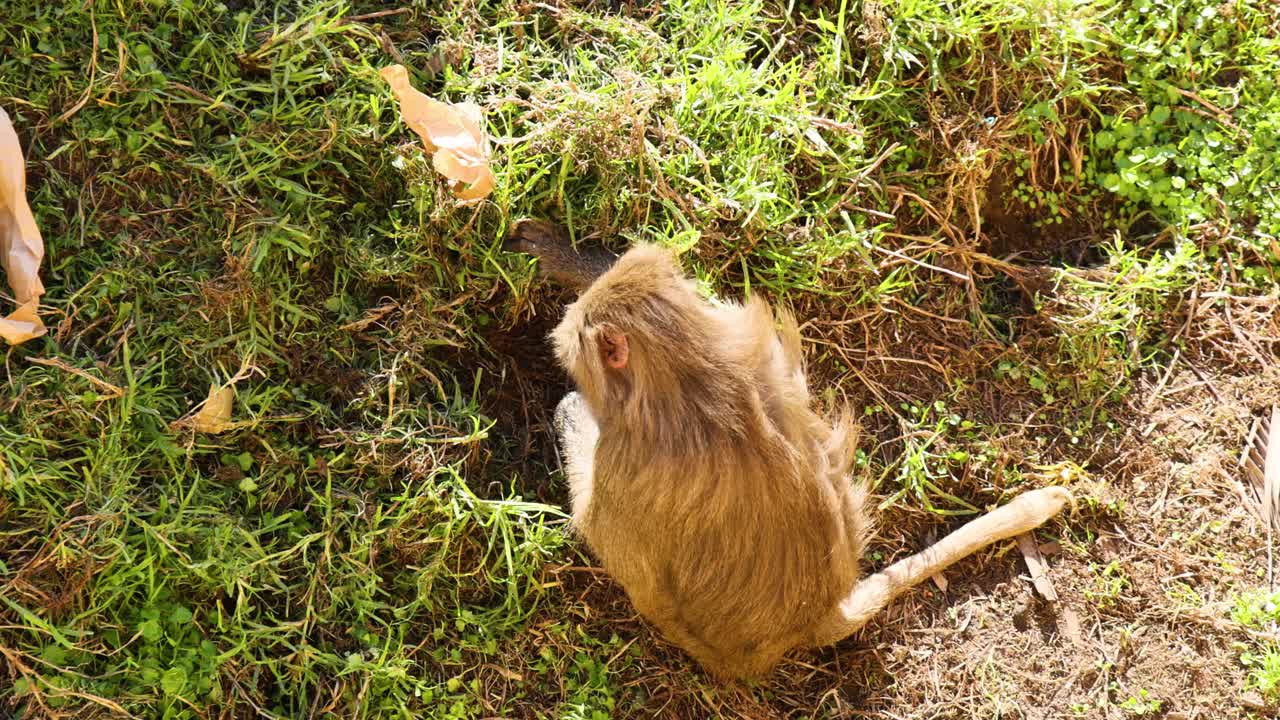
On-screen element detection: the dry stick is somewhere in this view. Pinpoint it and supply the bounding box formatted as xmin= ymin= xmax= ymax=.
xmin=54 ymin=11 xmax=98 ymax=125
xmin=343 ymin=7 xmax=411 ymax=23
xmin=1266 ymin=413 xmax=1275 ymax=591
xmin=1177 ymin=285 xmax=1200 ymax=344
xmin=1240 ymin=415 xmax=1262 ymax=470
xmin=1187 ymin=362 xmax=1224 ymax=403
xmin=1171 ymin=86 xmax=1245 ymax=134
xmin=1265 ymin=407 xmax=1280 ymax=590
xmin=1017 ymin=532 xmax=1059 ymax=602
xmin=27 ymin=356 xmax=124 ymax=398
xmin=1144 ymin=347 xmax=1181 ymax=410
xmin=866 ymin=242 xmax=969 ymax=282
xmin=827 ymin=142 xmax=903 ymax=216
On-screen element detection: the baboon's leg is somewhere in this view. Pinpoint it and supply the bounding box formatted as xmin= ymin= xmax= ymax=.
xmin=553 ymin=391 xmax=599 ymax=526
xmin=810 ymin=486 xmax=1072 ymax=647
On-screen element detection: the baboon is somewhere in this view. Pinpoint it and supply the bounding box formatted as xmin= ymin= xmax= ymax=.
xmin=505 ymin=221 xmax=1072 ymax=679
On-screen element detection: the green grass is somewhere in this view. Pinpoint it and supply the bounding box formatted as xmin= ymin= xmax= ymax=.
xmin=1233 ymin=592 xmax=1280 ymax=702
xmin=1117 ymin=688 xmax=1162 ymax=716
xmin=1 ymin=0 xmax=1277 ymax=717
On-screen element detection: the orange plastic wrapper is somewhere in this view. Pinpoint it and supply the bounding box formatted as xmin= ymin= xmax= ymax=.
xmin=0 ymin=106 xmax=45 ymax=345
xmin=380 ymin=64 xmax=495 ymax=202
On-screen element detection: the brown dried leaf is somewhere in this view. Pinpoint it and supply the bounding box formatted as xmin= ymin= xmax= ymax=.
xmin=339 ymin=302 xmax=397 ymax=333
xmin=0 ymin=300 xmax=42 ymax=345
xmin=191 ymin=383 xmax=236 ymax=434
xmin=174 ymin=362 xmax=259 ymax=435
xmin=380 ymin=64 xmax=495 ymax=202
xmin=0 ymin=106 xmax=46 ymax=345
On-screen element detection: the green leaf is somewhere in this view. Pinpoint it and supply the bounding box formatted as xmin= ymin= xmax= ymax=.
xmin=161 ymin=667 xmax=187 ymax=696
xmin=171 ymin=606 xmax=193 ymax=625
xmin=140 ymin=618 xmax=163 ymax=642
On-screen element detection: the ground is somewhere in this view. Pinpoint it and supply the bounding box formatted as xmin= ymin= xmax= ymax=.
xmin=1 ymin=1 xmax=1279 ymax=718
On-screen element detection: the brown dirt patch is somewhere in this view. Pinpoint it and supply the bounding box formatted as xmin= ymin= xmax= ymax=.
xmin=480 ymin=291 xmax=577 ymax=503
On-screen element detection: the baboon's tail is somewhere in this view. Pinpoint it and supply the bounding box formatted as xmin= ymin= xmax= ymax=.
xmin=810 ymin=486 xmax=1073 ymax=647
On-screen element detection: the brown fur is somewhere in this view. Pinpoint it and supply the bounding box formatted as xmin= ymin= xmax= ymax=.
xmin=552 ymin=244 xmax=869 ymax=678
xmin=504 ymin=219 xmax=619 ymax=289
xmin=548 ymin=241 xmax=1072 ymax=680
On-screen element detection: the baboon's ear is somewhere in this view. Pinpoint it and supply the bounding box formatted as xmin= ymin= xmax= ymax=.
xmin=597 ymin=323 xmax=629 ymax=370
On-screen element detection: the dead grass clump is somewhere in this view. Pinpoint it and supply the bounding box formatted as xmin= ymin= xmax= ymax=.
xmin=1174 ymin=284 xmax=1280 ymax=377
xmin=197 ymin=236 xmax=269 ymax=324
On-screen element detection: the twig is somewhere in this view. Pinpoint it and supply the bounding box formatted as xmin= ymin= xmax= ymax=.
xmin=27 ymin=357 xmax=124 ymax=398
xmin=867 ymin=242 xmax=970 ymax=282
xmin=1265 ymin=407 xmax=1280 ymax=590
xmin=1016 ymin=532 xmax=1058 ymax=602
xmin=1141 ymin=347 xmax=1180 ymax=413
xmin=166 ymin=81 xmax=215 ymax=104
xmin=1187 ymin=362 xmax=1223 ymax=403
xmin=343 ymin=7 xmax=411 ymax=23
xmin=54 ymin=11 xmax=98 ymax=125
xmin=1171 ymin=87 xmax=1247 ymax=136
